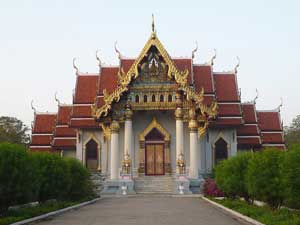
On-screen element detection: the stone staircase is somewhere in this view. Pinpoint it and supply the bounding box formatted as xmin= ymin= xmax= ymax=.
xmin=134 ymin=176 xmax=175 ymax=194
xmin=90 ymin=172 xmax=105 ymax=195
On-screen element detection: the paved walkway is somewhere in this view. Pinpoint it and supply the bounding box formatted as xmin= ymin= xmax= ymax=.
xmin=33 ymin=196 xmax=248 ymax=225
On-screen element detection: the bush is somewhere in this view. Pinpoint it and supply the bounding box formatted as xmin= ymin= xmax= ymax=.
xmin=246 ymin=148 xmax=284 ymax=209
xmin=31 ymin=153 xmax=71 ymax=202
xmin=0 ymin=143 xmax=38 ymax=213
xmin=282 ymin=145 xmax=300 ymax=209
xmin=215 ymin=152 xmax=252 ymax=202
xmin=65 ymin=158 xmax=94 ymax=200
xmin=203 ymin=178 xmax=224 ymax=197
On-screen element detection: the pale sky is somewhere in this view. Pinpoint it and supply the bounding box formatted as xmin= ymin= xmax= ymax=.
xmin=0 ymin=0 xmax=299 ymax=128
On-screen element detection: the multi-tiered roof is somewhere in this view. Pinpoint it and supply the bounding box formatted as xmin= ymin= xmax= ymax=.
xmin=30 ymin=22 xmax=285 ymax=151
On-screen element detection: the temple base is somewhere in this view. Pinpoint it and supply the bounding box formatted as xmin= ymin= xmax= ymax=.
xmin=175 ymin=175 xmax=192 ymax=194
xmin=101 ymin=177 xmax=136 ymax=195
xmin=189 ymin=177 xmax=205 ymax=194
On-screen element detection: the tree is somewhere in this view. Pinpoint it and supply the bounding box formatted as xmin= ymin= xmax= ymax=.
xmin=282 ymin=145 xmax=300 ymax=209
xmin=215 ymin=152 xmax=252 ymax=202
xmin=284 ymin=115 xmax=300 ymax=147
xmin=0 ymin=143 xmax=38 ymax=213
xmin=0 ymin=116 xmax=30 ymax=146
xmin=246 ymin=148 xmax=284 ymax=209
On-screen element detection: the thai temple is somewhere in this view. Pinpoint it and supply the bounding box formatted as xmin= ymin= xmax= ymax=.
xmin=30 ymin=17 xmax=285 ymax=194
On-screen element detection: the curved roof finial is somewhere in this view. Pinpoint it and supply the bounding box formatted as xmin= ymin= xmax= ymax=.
xmin=209 ymin=49 xmax=217 ymax=66
xmin=191 ymin=41 xmax=198 ymax=59
xmin=96 ymin=50 xmax=102 ymax=70
xmin=31 ymin=100 xmax=37 ymax=114
xmin=253 ymin=88 xmax=259 ymax=104
xmin=114 ymin=41 xmax=122 ymax=60
xmin=152 ymin=14 xmax=155 ymax=33
xmin=234 ymin=56 xmax=240 ymax=74
xmin=54 ymin=92 xmax=61 ymax=105
xmin=277 ymin=97 xmax=283 ymax=112
xmin=73 ymin=57 xmax=79 ymax=74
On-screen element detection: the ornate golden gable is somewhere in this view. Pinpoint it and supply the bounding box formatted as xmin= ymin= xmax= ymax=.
xmin=92 ymin=31 xmax=206 ymax=119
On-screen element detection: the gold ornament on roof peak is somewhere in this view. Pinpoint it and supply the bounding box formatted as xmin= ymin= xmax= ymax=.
xmin=152 ymin=14 xmax=155 ymax=33
xmin=191 ymin=41 xmax=198 ymax=59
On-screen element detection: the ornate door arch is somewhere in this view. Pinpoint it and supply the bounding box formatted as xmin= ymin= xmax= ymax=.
xmin=138 ymin=118 xmax=171 ymax=174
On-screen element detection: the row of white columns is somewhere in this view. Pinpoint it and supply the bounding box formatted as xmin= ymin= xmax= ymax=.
xmin=110 ymin=107 xmax=200 ymax=180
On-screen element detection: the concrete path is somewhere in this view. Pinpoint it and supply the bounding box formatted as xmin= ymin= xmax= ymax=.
xmin=32 ymin=196 xmax=248 ymax=225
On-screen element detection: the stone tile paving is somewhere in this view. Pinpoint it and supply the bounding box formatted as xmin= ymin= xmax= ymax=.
xmin=32 ymin=196 xmax=248 ymax=225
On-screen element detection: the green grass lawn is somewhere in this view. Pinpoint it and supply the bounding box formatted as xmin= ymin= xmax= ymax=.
xmin=0 ymin=198 xmax=94 ymax=225
xmin=210 ymin=198 xmax=300 ymax=225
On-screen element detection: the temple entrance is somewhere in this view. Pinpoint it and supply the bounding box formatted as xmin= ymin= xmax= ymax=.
xmin=85 ymin=139 xmax=98 ymax=171
xmin=138 ymin=118 xmax=171 ymax=175
xmin=145 ymin=143 xmax=164 ymax=175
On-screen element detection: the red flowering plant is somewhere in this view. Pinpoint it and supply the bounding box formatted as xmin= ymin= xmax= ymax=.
xmin=203 ymin=178 xmax=224 ymax=197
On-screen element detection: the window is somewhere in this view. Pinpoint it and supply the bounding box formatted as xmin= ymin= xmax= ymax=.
xmin=86 ymin=139 xmax=98 ymax=170
xmin=152 ymin=94 xmax=156 ymax=102
xmin=160 ymin=95 xmax=164 ymax=102
xmin=135 ymin=95 xmax=139 ymax=103
xmin=144 ymin=95 xmax=148 ymax=102
xmin=168 ymin=94 xmax=172 ymax=102
xmin=214 ymin=138 xmax=228 ymax=165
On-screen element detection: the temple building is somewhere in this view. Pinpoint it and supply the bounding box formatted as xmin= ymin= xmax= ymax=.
xmin=30 ymin=18 xmax=285 ymax=194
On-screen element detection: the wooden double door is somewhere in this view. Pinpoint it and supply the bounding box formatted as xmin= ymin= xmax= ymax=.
xmin=145 ymin=143 xmax=165 ymax=175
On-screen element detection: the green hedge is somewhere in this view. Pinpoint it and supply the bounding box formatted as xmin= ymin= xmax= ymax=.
xmin=214 ymin=146 xmax=300 ymax=209
xmin=0 ymin=142 xmax=95 ymax=214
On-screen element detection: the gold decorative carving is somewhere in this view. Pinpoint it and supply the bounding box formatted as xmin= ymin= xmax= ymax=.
xmin=91 ymin=24 xmax=206 ymax=119
xmin=99 ymin=123 xmax=111 ymax=142
xmin=110 ymin=120 xmax=120 ymax=133
xmin=139 ymin=117 xmax=170 ymax=141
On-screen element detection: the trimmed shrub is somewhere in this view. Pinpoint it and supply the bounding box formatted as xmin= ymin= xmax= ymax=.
xmin=65 ymin=158 xmax=94 ymax=200
xmin=203 ymin=178 xmax=224 ymax=197
xmin=215 ymin=152 xmax=252 ymax=202
xmin=0 ymin=143 xmax=38 ymax=213
xmin=282 ymin=145 xmax=300 ymax=209
xmin=31 ymin=153 xmax=71 ymax=202
xmin=246 ymin=148 xmax=284 ymax=209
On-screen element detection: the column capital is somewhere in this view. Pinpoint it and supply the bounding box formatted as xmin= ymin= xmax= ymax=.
xmin=110 ymin=120 xmax=120 ymax=133
xmin=124 ymin=102 xmax=133 ymax=120
xmin=174 ymin=107 xmax=183 ymax=120
xmin=188 ymin=119 xmax=198 ymax=132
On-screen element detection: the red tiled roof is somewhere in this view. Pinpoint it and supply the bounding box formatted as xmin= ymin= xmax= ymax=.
xmin=237 ymin=125 xmax=259 ymax=136
xmin=52 ymin=138 xmax=76 ymax=148
xmin=54 ymin=127 xmax=76 ymax=137
xmin=214 ymin=73 xmax=239 ymax=102
xmin=121 ymin=59 xmax=135 ymax=73
xmin=32 ymin=114 xmax=57 ymax=133
xmin=261 ymin=132 xmax=284 ymax=144
xmin=212 ymin=117 xmax=243 ymax=126
xmin=241 ymin=104 xmax=257 ymax=123
xmin=98 ymin=67 xmax=119 ymax=95
xmin=72 ymin=105 xmax=92 ymax=118
xmin=69 ymin=118 xmax=98 ymax=128
xmin=217 ymin=103 xmax=242 ymax=117
xmin=193 ymin=65 xmax=214 ymax=94
xmin=257 ymin=111 xmax=282 ymax=131
xmin=74 ymin=75 xmax=99 ymax=104
xmin=57 ymin=106 xmax=72 ymax=125
xmin=29 ymin=147 xmax=53 ymax=152
xmin=31 ymin=135 xmax=53 ymax=145
xmin=237 ymin=137 xmax=261 ymax=145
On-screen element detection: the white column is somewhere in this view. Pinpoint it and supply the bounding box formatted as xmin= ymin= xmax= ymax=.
xmin=124 ymin=108 xmax=133 ymax=158
xmin=176 ymin=120 xmax=184 ymax=157
xmin=188 ymin=108 xmax=199 ymax=179
xmin=110 ymin=120 xmax=120 ymax=180
xmin=189 ymin=131 xmax=199 ymax=179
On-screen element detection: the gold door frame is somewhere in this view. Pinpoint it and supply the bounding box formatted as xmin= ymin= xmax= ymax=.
xmin=138 ymin=117 xmax=171 ymax=174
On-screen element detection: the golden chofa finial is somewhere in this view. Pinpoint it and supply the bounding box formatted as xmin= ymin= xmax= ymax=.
xmin=96 ymin=50 xmax=102 ymax=70
xmin=234 ymin=56 xmax=240 ymax=74
xmin=191 ymin=41 xmax=198 ymax=59
xmin=152 ymin=14 xmax=155 ymax=33
xmin=277 ymin=97 xmax=283 ymax=112
xmin=31 ymin=100 xmax=37 ymax=114
xmin=54 ymin=92 xmax=61 ymax=105
xmin=114 ymin=41 xmax=122 ymax=60
xmin=73 ymin=57 xmax=79 ymax=74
